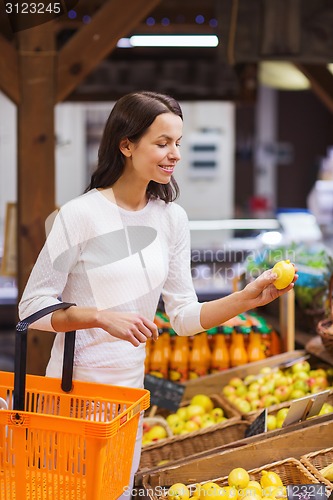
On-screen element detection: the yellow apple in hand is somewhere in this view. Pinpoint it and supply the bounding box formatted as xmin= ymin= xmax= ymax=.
xmin=272 ymin=260 xmax=295 ymax=289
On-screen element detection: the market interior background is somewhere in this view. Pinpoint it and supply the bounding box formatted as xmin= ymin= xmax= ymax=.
xmin=1 ymin=0 xmax=333 ymax=373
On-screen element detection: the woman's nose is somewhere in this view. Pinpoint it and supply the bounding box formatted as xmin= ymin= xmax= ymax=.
xmin=169 ymin=145 xmax=181 ymax=161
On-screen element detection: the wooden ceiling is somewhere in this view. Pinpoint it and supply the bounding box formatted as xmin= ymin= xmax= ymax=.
xmin=1 ymin=0 xmax=333 ymax=103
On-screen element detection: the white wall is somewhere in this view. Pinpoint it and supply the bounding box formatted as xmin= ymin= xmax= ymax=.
xmin=176 ymin=101 xmax=235 ymax=248
xmin=55 ymin=103 xmax=87 ymax=206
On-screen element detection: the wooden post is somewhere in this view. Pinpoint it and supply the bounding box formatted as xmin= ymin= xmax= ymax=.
xmin=279 ymin=289 xmax=295 ymax=352
xmin=17 ymin=25 xmax=57 ymax=374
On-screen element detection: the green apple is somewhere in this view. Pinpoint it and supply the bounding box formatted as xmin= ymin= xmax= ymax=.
xmin=246 ymin=391 xmax=260 ymax=402
xmin=319 ymin=402 xmax=333 ymax=415
xmin=210 ymin=407 xmax=224 ymax=420
xmin=261 ymin=395 xmax=280 ymax=408
xmin=147 ymin=424 xmax=168 ymax=441
xmin=169 ymin=420 xmax=185 ymax=435
xmin=229 ymin=377 xmax=245 ymax=388
xmin=291 ymin=361 xmax=311 ymax=374
xmin=290 ymin=389 xmax=306 ymax=399
xmin=248 ymin=382 xmax=261 ymax=393
xmin=176 ymin=407 xmax=188 ymax=420
xmin=186 ymin=404 xmax=205 ymax=419
xmin=266 ymin=414 xmax=277 ymax=431
xmin=292 ymin=379 xmax=309 ymax=393
xmin=236 ymin=385 xmax=248 ymax=397
xmin=250 ymin=399 xmax=263 ymax=411
xmin=276 ymin=407 xmax=289 ymax=419
xmin=222 ymin=385 xmax=236 ymax=397
xmin=184 ymin=420 xmax=200 ymax=432
xmin=166 ymin=414 xmax=181 ymax=426
xmin=274 ymin=386 xmax=292 ymax=402
xmin=190 ymin=394 xmax=214 ymax=412
xmin=234 ymin=398 xmax=251 ymax=413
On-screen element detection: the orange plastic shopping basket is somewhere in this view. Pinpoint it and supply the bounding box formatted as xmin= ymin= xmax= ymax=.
xmin=0 ymin=303 xmax=150 ymax=500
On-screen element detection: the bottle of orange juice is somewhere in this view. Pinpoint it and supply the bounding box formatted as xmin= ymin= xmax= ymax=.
xmin=247 ymin=327 xmax=266 ymax=362
xmin=229 ymin=326 xmax=248 ymax=367
xmin=210 ymin=327 xmax=230 ymax=372
xmin=257 ymin=323 xmax=272 ymax=357
xmin=149 ymin=333 xmax=168 ymax=378
xmin=189 ymin=333 xmax=209 ymax=379
xmin=169 ymin=333 xmax=189 ymax=382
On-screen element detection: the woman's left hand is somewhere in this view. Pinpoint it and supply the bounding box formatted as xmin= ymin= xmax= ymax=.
xmin=243 ymin=266 xmax=298 ymax=308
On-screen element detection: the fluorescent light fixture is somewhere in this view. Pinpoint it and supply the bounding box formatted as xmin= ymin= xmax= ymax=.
xmin=117 ymin=34 xmax=219 ymax=48
xmin=188 ymin=219 xmax=280 ymax=231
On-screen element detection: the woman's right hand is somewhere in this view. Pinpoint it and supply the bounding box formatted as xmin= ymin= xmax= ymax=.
xmin=96 ymin=310 xmax=159 ymax=347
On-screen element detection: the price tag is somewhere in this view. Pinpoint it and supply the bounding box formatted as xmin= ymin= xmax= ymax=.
xmin=287 ymin=484 xmax=328 ymax=500
xmin=244 ymin=409 xmax=267 ymax=438
xmin=144 ymin=374 xmax=185 ymax=412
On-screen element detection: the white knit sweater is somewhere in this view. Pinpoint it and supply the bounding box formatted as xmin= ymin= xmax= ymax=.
xmin=19 ymin=189 xmax=204 ymax=384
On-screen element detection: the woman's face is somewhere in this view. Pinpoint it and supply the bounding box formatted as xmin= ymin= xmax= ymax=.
xmin=122 ymin=112 xmax=183 ymax=185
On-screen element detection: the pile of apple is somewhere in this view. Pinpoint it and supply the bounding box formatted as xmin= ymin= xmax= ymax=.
xmin=222 ymin=360 xmax=333 ymax=414
xmin=142 ymin=394 xmax=228 ymax=446
xmin=142 ymin=420 xmax=169 ymax=446
xmin=166 ymin=394 xmax=228 ymax=436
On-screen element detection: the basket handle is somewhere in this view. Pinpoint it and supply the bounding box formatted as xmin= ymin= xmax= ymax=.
xmin=14 ymin=302 xmax=76 ymax=411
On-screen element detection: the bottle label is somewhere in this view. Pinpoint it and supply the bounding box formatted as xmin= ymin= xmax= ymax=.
xmin=149 ymin=370 xmax=166 ymax=379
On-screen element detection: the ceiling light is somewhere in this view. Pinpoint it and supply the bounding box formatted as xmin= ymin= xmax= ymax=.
xmin=259 ymin=61 xmax=310 ymax=90
xmin=117 ymin=35 xmax=219 ymax=48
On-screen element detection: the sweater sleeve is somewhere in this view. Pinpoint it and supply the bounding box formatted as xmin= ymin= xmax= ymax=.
xmin=161 ymin=204 xmax=205 ymax=336
xmin=18 ymin=205 xmax=82 ymax=331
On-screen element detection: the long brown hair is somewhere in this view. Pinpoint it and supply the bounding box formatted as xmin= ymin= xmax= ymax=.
xmin=85 ymin=91 xmax=182 ymax=202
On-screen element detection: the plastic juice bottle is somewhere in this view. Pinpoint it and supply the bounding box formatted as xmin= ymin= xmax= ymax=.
xmin=201 ymin=331 xmax=212 ymax=373
xmin=247 ymin=328 xmax=266 ymax=362
xmin=206 ymin=327 xmax=217 ymax=351
xmin=210 ymin=327 xmax=230 ymax=372
xmin=149 ymin=334 xmax=168 ymax=378
xmin=270 ymin=327 xmax=282 ymax=355
xmin=221 ymin=325 xmax=233 ymax=350
xmin=229 ymin=326 xmax=248 ymax=367
xmin=169 ymin=333 xmax=189 ymax=382
xmin=239 ymin=324 xmax=251 ymax=350
xmin=189 ymin=333 xmax=209 ymax=379
xmin=257 ymin=324 xmax=272 ymax=357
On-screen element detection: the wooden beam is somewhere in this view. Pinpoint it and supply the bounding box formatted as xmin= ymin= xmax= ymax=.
xmin=0 ymin=34 xmax=20 ymax=104
xmin=295 ymin=63 xmax=333 ymax=114
xmin=17 ymin=26 xmax=57 ymax=375
xmin=56 ymin=0 xmax=161 ymax=102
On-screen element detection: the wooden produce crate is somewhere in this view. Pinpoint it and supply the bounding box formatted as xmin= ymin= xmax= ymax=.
xmin=139 ymin=418 xmax=248 ymax=474
xmin=139 ymin=416 xmax=333 ymax=489
xmin=143 ymin=458 xmax=327 ymax=500
xmin=300 ymin=447 xmax=333 ymax=489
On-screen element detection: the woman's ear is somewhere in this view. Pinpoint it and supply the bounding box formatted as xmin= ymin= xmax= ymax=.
xmin=119 ymin=138 xmax=132 ymax=157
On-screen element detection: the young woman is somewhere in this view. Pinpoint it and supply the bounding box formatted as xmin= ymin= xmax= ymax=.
xmin=19 ymin=91 xmax=297 ymax=497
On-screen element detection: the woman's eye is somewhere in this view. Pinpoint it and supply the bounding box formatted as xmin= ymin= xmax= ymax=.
xmin=157 ymin=144 xmax=167 ymax=148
